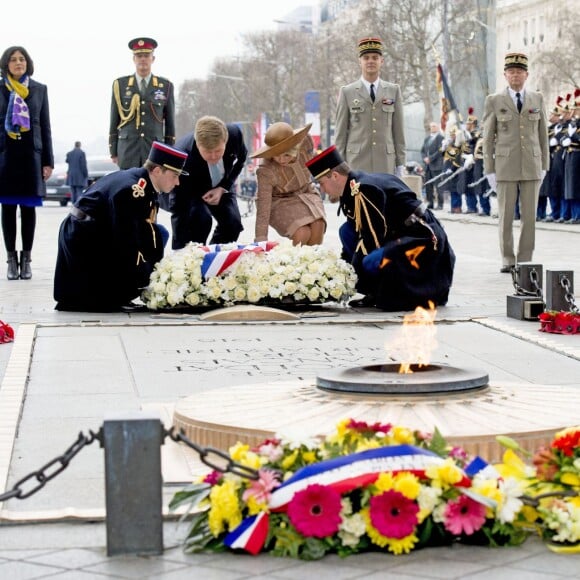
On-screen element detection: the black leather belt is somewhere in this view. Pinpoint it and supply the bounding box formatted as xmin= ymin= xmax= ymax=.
xmin=70 ymin=206 xmax=93 ymax=221
xmin=404 ymin=202 xmax=427 ymax=226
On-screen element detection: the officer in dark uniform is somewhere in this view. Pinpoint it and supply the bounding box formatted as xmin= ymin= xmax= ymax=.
xmin=562 ymin=89 xmax=580 ymax=223
xmin=54 ymin=142 xmax=188 ymax=312
xmin=109 ymin=37 xmax=176 ymax=169
xmin=540 ymin=104 xmax=564 ymax=222
xmin=306 ymin=146 xmax=455 ymax=311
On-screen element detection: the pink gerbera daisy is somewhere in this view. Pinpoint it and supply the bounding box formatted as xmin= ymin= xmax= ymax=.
xmin=443 ymin=495 xmax=487 ymax=535
xmin=287 ymin=484 xmax=342 ymax=538
xmin=369 ymin=490 xmax=419 ymax=539
xmin=242 ymin=469 xmax=280 ymax=504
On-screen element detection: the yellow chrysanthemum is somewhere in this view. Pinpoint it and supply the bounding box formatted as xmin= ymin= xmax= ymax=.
xmin=385 ymin=533 xmax=419 ymax=555
xmin=394 ymin=473 xmax=421 ymax=500
xmin=425 ymin=458 xmax=463 ymax=488
xmin=373 ymin=472 xmax=395 ymax=493
xmin=391 ymin=426 xmax=415 ymax=445
xmin=227 ymin=442 xmax=260 ymax=470
xmin=245 ymin=495 xmax=268 ymax=516
xmin=281 ymin=448 xmax=299 ymax=470
xmin=207 ymin=480 xmax=242 ymax=536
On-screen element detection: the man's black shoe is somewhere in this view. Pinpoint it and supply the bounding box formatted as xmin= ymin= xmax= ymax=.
xmin=349 ymin=295 xmax=376 ymax=307
xmin=500 ymin=265 xmax=515 ymax=273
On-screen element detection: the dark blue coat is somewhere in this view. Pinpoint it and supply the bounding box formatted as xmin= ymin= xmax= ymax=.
xmin=53 ymin=168 xmax=164 ymax=311
xmin=65 ymin=146 xmax=88 ymax=187
xmin=0 ymin=78 xmax=54 ymax=198
xmin=340 ymin=171 xmax=455 ymax=311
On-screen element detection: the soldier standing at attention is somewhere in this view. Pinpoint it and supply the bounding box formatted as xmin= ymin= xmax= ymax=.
xmin=334 ymin=37 xmax=406 ymax=177
xmin=482 ymin=51 xmax=549 ymax=273
xmin=109 ymin=37 xmax=175 ymax=169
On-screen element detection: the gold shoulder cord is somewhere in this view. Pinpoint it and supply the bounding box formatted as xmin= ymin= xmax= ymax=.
xmin=351 ymin=180 xmax=386 ymax=255
xmin=113 ymin=79 xmax=141 ymax=130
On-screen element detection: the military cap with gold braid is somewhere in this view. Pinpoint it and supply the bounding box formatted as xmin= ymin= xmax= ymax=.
xmin=358 ymin=37 xmax=383 ymax=57
xmin=504 ymin=52 xmax=528 ymax=71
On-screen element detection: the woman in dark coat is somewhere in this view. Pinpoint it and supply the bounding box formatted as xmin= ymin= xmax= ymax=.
xmin=0 ymin=46 xmax=53 ymax=280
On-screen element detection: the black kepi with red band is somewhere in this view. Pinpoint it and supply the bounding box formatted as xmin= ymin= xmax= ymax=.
xmin=148 ymin=141 xmax=189 ymax=176
xmin=305 ymin=145 xmax=344 ymax=181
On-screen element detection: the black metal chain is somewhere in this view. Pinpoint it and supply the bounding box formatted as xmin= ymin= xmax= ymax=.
xmin=512 ymin=266 xmax=544 ymax=304
xmin=0 ymin=429 xmax=103 ymax=502
xmin=560 ymin=275 xmax=578 ymax=313
xmin=165 ymin=427 xmax=259 ymax=480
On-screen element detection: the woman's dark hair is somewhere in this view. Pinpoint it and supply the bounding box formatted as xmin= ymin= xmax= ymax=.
xmin=0 ymin=46 xmax=34 ymax=79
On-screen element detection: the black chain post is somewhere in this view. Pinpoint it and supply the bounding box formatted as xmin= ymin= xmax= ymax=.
xmin=561 ymin=275 xmax=579 ymax=313
xmin=165 ymin=427 xmax=259 ymax=480
xmin=0 ymin=429 xmax=102 ymax=502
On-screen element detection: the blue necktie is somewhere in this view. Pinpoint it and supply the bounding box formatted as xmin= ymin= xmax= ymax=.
xmin=370 ymin=83 xmax=375 ymax=103
xmin=516 ymin=92 xmax=522 ymax=113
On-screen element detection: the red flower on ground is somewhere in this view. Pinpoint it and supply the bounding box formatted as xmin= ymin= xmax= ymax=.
xmin=369 ymin=490 xmax=419 ymax=539
xmin=443 ymin=495 xmax=486 ymax=535
xmin=287 ymin=484 xmax=342 ymax=538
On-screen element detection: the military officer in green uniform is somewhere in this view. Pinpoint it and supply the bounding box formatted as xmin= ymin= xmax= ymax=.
xmin=109 ymin=37 xmax=176 ymax=169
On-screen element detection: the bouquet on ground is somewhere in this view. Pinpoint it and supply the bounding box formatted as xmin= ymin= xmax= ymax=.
xmin=496 ymin=427 xmax=580 ymax=553
xmin=170 ymin=419 xmax=529 ymax=559
xmin=538 ymin=310 xmax=580 ymax=334
xmin=141 ymin=241 xmax=357 ymax=310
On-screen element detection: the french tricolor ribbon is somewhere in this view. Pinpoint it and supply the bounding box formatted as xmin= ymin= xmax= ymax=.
xmin=200 ymin=241 xmax=278 ymax=279
xmin=224 ymin=511 xmax=269 ymax=555
xmin=268 ymin=444 xmax=469 ymax=510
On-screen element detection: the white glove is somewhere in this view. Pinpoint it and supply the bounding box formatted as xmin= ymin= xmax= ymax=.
xmin=568 ymin=125 xmax=576 ymax=136
xmin=541 ymin=170 xmax=547 ymax=181
xmin=485 ymin=173 xmax=497 ymax=191
xmin=562 ymin=137 xmax=572 ymax=147
xmin=549 ymin=137 xmax=558 ymax=147
xmin=554 ymin=124 xmax=562 ymax=134
xmin=462 ymin=153 xmax=475 ymax=169
xmin=395 ymin=165 xmax=404 ymax=178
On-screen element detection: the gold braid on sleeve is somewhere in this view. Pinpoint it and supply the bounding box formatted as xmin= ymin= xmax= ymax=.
xmin=113 ymin=79 xmax=141 ymax=130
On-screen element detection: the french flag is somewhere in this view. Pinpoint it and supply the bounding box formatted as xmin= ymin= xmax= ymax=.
xmin=200 ymin=241 xmax=278 ymax=278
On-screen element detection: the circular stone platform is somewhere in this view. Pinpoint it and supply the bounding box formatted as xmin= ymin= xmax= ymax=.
xmin=173 ymin=380 xmax=580 ymax=463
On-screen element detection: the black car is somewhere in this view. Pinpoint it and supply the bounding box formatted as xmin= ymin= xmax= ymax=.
xmin=45 ymin=157 xmax=118 ymax=206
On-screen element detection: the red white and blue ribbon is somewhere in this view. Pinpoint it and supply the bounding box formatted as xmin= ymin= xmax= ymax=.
xmin=269 ymin=444 xmax=469 ymax=510
xmin=224 ymin=511 xmax=269 ymax=555
xmin=200 ymin=241 xmax=278 ymax=279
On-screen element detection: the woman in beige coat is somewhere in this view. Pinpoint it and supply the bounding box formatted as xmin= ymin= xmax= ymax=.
xmin=251 ymin=122 xmax=326 ymax=245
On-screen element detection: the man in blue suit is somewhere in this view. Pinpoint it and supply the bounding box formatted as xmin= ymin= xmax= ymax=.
xmin=65 ymin=141 xmax=88 ymax=203
xmin=162 ymin=115 xmax=247 ymax=249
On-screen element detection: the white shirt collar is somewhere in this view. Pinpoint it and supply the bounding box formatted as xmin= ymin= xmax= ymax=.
xmin=361 ymin=77 xmax=380 ymax=92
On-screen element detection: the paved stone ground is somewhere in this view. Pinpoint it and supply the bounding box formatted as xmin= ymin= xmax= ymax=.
xmin=0 ymin=199 xmax=579 ymax=578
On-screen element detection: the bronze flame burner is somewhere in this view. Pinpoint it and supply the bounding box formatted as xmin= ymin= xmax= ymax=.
xmin=316 ymin=363 xmax=489 ymax=395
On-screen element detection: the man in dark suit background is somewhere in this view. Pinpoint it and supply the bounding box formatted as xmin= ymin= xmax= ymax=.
xmin=163 ymin=115 xmax=247 ymax=249
xmin=421 ymin=122 xmax=444 ymax=209
xmin=65 ymin=141 xmax=88 ymax=203
xmin=109 ymin=37 xmax=175 ymax=169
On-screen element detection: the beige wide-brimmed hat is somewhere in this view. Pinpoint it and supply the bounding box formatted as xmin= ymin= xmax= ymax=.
xmin=251 ymin=122 xmax=312 ymax=159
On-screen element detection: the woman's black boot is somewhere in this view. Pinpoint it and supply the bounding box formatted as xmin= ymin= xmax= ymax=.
xmin=19 ymin=251 xmax=32 ymax=280
xmin=7 ymin=251 xmax=19 ymax=280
